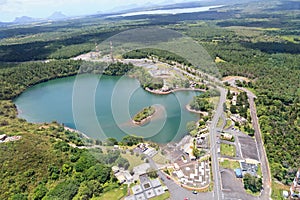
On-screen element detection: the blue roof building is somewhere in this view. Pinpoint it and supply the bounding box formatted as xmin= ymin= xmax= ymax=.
xmin=234 ymin=168 xmax=243 ymax=178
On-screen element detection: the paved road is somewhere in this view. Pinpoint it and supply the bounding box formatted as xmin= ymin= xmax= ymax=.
xmin=209 ymin=86 xmax=227 ymax=200
xmin=239 ymin=87 xmax=272 ymax=200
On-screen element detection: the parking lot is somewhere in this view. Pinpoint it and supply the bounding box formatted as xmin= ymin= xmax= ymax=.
xmin=238 ymin=136 xmax=259 ymax=161
xmin=221 ymin=169 xmax=258 ymax=200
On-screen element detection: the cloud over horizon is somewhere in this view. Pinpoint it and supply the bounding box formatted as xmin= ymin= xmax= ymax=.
xmin=0 ymin=0 xmax=193 ymax=22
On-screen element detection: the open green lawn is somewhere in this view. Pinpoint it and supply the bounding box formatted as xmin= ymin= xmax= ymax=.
xmin=217 ymin=117 xmax=224 ymax=128
xmin=96 ymin=184 xmax=128 ymax=200
xmin=219 ymin=159 xmax=240 ymax=169
xmin=245 ymin=189 xmax=260 ymax=196
xmin=121 ymin=152 xmax=144 ymax=171
xmin=257 ymin=164 xmax=262 ymax=177
xmin=152 ymin=151 xmax=168 ymax=165
xmin=150 ymin=192 xmax=170 ymax=200
xmin=220 ymin=143 xmax=236 ymax=157
xmin=224 ymin=119 xmax=233 ymax=129
xmin=271 ymin=182 xmax=289 ymax=200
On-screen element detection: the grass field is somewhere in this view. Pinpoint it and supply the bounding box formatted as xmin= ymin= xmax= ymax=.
xmin=121 ymin=152 xmax=144 ymax=171
xmin=150 ymin=192 xmax=170 ymax=200
xmin=224 ymin=119 xmax=233 ymax=129
xmin=97 ymin=184 xmax=128 ymax=200
xmin=245 ymin=189 xmax=260 ymax=196
xmin=152 ymin=151 xmax=168 ymax=165
xmin=220 ymin=143 xmax=236 ymax=157
xmin=271 ymin=182 xmax=290 ymax=200
xmin=217 ymin=116 xmax=224 ymax=128
xmin=219 ymin=159 xmax=240 ymax=169
xmin=210 ymin=96 xmax=220 ymax=109
xmin=257 ymin=164 xmax=262 ymax=177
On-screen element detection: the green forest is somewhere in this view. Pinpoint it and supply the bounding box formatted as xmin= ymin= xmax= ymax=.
xmin=0 ymin=0 xmax=299 ymax=198
xmin=0 ymin=100 xmax=134 ymax=199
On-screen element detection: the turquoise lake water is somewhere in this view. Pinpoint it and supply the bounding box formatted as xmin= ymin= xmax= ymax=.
xmin=14 ymin=74 xmax=200 ymax=143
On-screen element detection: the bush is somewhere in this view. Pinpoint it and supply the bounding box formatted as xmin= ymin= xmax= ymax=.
xmin=243 ymin=174 xmax=262 ymax=193
xmin=33 ymin=184 xmax=48 ymax=200
xmin=44 ymin=179 xmax=79 ymax=200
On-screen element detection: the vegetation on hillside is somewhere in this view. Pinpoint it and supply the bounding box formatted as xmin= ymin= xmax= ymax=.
xmin=123 ymin=48 xmax=191 ymax=66
xmin=0 ymin=0 xmax=299 ymax=196
xmin=189 ymin=91 xmax=218 ymax=112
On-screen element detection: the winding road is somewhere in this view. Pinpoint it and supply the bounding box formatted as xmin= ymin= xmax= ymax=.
xmin=209 ymin=86 xmax=227 ymax=200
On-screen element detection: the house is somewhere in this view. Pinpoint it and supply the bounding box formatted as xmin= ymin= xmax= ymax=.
xmin=115 ymin=174 xmax=126 ymax=184
xmin=234 ymin=168 xmax=243 ymax=178
xmin=230 ymin=114 xmax=247 ymax=125
xmin=240 ymin=161 xmax=258 ymax=176
xmin=221 ymin=133 xmax=233 ymax=141
xmin=112 ymin=166 xmax=120 ymax=174
xmin=182 ymin=141 xmax=196 ymax=160
xmin=174 ymin=163 xmax=180 ymax=170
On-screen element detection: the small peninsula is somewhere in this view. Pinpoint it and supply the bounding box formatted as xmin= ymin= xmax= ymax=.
xmin=133 ymin=106 xmax=156 ymax=125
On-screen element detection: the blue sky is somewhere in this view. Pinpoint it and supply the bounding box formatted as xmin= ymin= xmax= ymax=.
xmin=0 ymin=0 xmax=195 ymax=22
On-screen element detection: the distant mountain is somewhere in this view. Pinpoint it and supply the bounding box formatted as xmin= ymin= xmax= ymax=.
xmin=48 ymin=11 xmax=67 ymax=20
xmin=0 ymin=22 xmax=9 ymax=27
xmin=11 ymin=12 xmax=68 ymax=25
xmin=13 ymin=16 xmax=36 ymax=24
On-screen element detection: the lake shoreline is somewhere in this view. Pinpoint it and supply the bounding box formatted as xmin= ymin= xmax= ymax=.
xmin=185 ymin=104 xmax=209 ymax=116
xmin=14 ymin=74 xmax=200 ymax=143
xmin=146 ymin=87 xmax=206 ymax=95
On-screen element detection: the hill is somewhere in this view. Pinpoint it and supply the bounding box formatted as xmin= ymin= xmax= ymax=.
xmin=0 ymin=101 xmax=126 ymax=199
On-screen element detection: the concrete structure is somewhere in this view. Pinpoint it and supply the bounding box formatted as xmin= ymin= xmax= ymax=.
xmin=142 ymin=182 xmax=152 ymax=190
xmin=135 ymin=193 xmax=146 ymax=200
xmin=132 ymin=185 xmax=143 ymax=195
xmin=154 ymin=186 xmax=165 ymax=196
xmin=124 ymin=195 xmax=136 ymax=200
xmin=144 ymin=189 xmax=155 ymax=199
xmin=128 ymin=177 xmax=165 ymax=200
xmin=151 ymin=178 xmax=161 ymax=188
